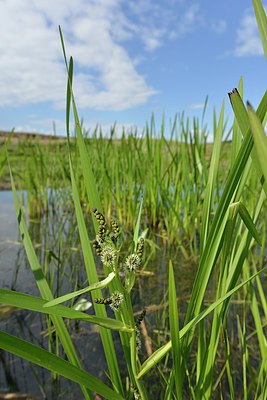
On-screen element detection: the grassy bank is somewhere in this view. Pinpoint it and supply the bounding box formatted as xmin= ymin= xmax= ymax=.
xmin=1 ymin=122 xmax=237 ymax=253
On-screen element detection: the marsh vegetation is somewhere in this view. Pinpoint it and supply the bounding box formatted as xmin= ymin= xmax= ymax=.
xmin=0 ymin=1 xmax=267 ymax=399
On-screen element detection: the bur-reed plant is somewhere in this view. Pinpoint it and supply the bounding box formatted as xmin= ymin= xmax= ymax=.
xmin=0 ymin=0 xmax=267 ymax=398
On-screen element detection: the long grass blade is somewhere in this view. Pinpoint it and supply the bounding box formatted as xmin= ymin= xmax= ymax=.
xmin=44 ymin=272 xmax=115 ymax=307
xmin=252 ymin=0 xmax=267 ymax=60
xmin=69 ymin=156 xmax=124 ymax=394
xmin=247 ymin=101 xmax=267 ymax=195
xmin=0 ymin=289 xmax=132 ymax=332
xmin=168 ymin=260 xmax=182 ymax=400
xmin=0 ymin=331 xmax=123 ymax=400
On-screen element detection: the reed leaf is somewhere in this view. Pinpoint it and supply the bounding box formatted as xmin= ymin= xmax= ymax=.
xmin=43 ymin=272 xmax=115 ymax=308
xmin=252 ymin=0 xmax=267 ymax=61
xmin=247 ymin=102 xmax=267 ymax=195
xmin=68 ymin=155 xmax=124 ymax=394
xmin=228 ymin=201 xmax=261 ymax=245
xmin=168 ymin=260 xmax=182 ymax=400
xmin=0 ymin=289 xmax=132 ymax=332
xmin=0 ymin=331 xmax=123 ymax=400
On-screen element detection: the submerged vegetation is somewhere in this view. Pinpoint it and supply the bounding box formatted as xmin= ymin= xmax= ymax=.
xmin=0 ymin=0 xmax=267 ymax=398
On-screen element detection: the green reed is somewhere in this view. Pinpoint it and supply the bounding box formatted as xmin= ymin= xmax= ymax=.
xmin=2 ymin=107 xmax=230 ymax=251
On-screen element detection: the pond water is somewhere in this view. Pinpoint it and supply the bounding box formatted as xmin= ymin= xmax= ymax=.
xmin=0 ymin=190 xmax=198 ymax=399
xmin=0 ymin=190 xmax=266 ymax=399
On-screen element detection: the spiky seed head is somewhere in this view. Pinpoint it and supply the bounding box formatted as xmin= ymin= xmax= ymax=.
xmin=98 ymin=226 xmax=106 ymax=235
xmin=94 ymin=297 xmax=112 ymax=305
xmin=92 ymin=239 xmax=102 ymax=254
xmin=111 ymin=219 xmax=120 ymax=231
xmin=92 ymin=208 xmax=106 ymax=224
xmin=94 ymin=297 xmax=104 ymax=304
xmin=135 ymin=326 xmax=142 ymax=353
xmin=95 ymin=235 xmax=104 ymax=245
xmin=92 ymin=239 xmax=98 ymax=248
xmin=124 ymin=253 xmax=141 ymax=272
xmin=98 ymin=223 xmax=107 ymax=239
xmin=100 ymin=245 xmax=117 ymax=268
xmin=137 ymin=238 xmax=144 ymax=259
xmin=136 ymin=309 xmax=146 ymax=325
xmin=110 ymin=291 xmax=124 ymax=311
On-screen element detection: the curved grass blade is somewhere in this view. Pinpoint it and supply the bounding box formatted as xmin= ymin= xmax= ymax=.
xmin=0 ymin=331 xmax=123 ymax=400
xmin=200 ymin=101 xmax=224 ymax=252
xmin=59 ymin=26 xmax=102 ymax=218
xmin=252 ymin=0 xmax=267 ymax=61
xmin=168 ymin=260 xmax=182 ymax=400
xmin=247 ymin=102 xmax=267 ymax=195
xmin=69 ymin=157 xmax=124 ymax=395
xmin=228 ymin=202 xmax=261 ymax=245
xmin=60 ymin=25 xmax=125 ymax=393
xmin=60 ymin=27 xmax=130 ymax=396
xmin=133 ymin=197 xmax=143 ymax=250
xmin=44 ymin=272 xmax=115 ymax=308
xmin=0 ymin=289 xmax=133 ymax=333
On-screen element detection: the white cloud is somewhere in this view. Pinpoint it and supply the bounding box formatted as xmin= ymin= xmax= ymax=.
xmin=0 ymin=0 xmax=202 ymax=112
xmin=13 ymin=117 xmax=66 ymax=135
xmin=0 ymin=0 xmax=156 ymax=111
xmin=234 ymin=9 xmax=263 ymax=57
xmin=190 ymin=103 xmax=205 ymax=110
xmin=177 ymin=4 xmax=201 ymax=36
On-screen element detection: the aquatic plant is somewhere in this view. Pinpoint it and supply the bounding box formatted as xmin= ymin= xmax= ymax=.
xmin=0 ymin=0 xmax=266 ymax=398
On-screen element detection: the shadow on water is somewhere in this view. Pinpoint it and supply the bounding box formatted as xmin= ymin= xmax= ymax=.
xmin=0 ymin=190 xmax=266 ymax=399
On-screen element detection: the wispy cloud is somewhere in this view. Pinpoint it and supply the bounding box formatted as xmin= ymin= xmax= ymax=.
xmin=128 ymin=1 xmax=202 ymax=49
xmin=168 ymin=3 xmax=202 ymax=39
xmin=13 ymin=117 xmax=67 ymax=135
xmin=190 ymin=103 xmax=205 ymax=110
xmin=178 ymin=4 xmax=201 ymax=36
xmin=211 ymin=19 xmax=227 ymax=34
xmin=234 ymin=9 xmax=263 ymax=57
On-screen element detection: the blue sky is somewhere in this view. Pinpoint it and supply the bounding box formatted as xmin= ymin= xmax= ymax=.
xmin=0 ymin=0 xmax=266 ymax=138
